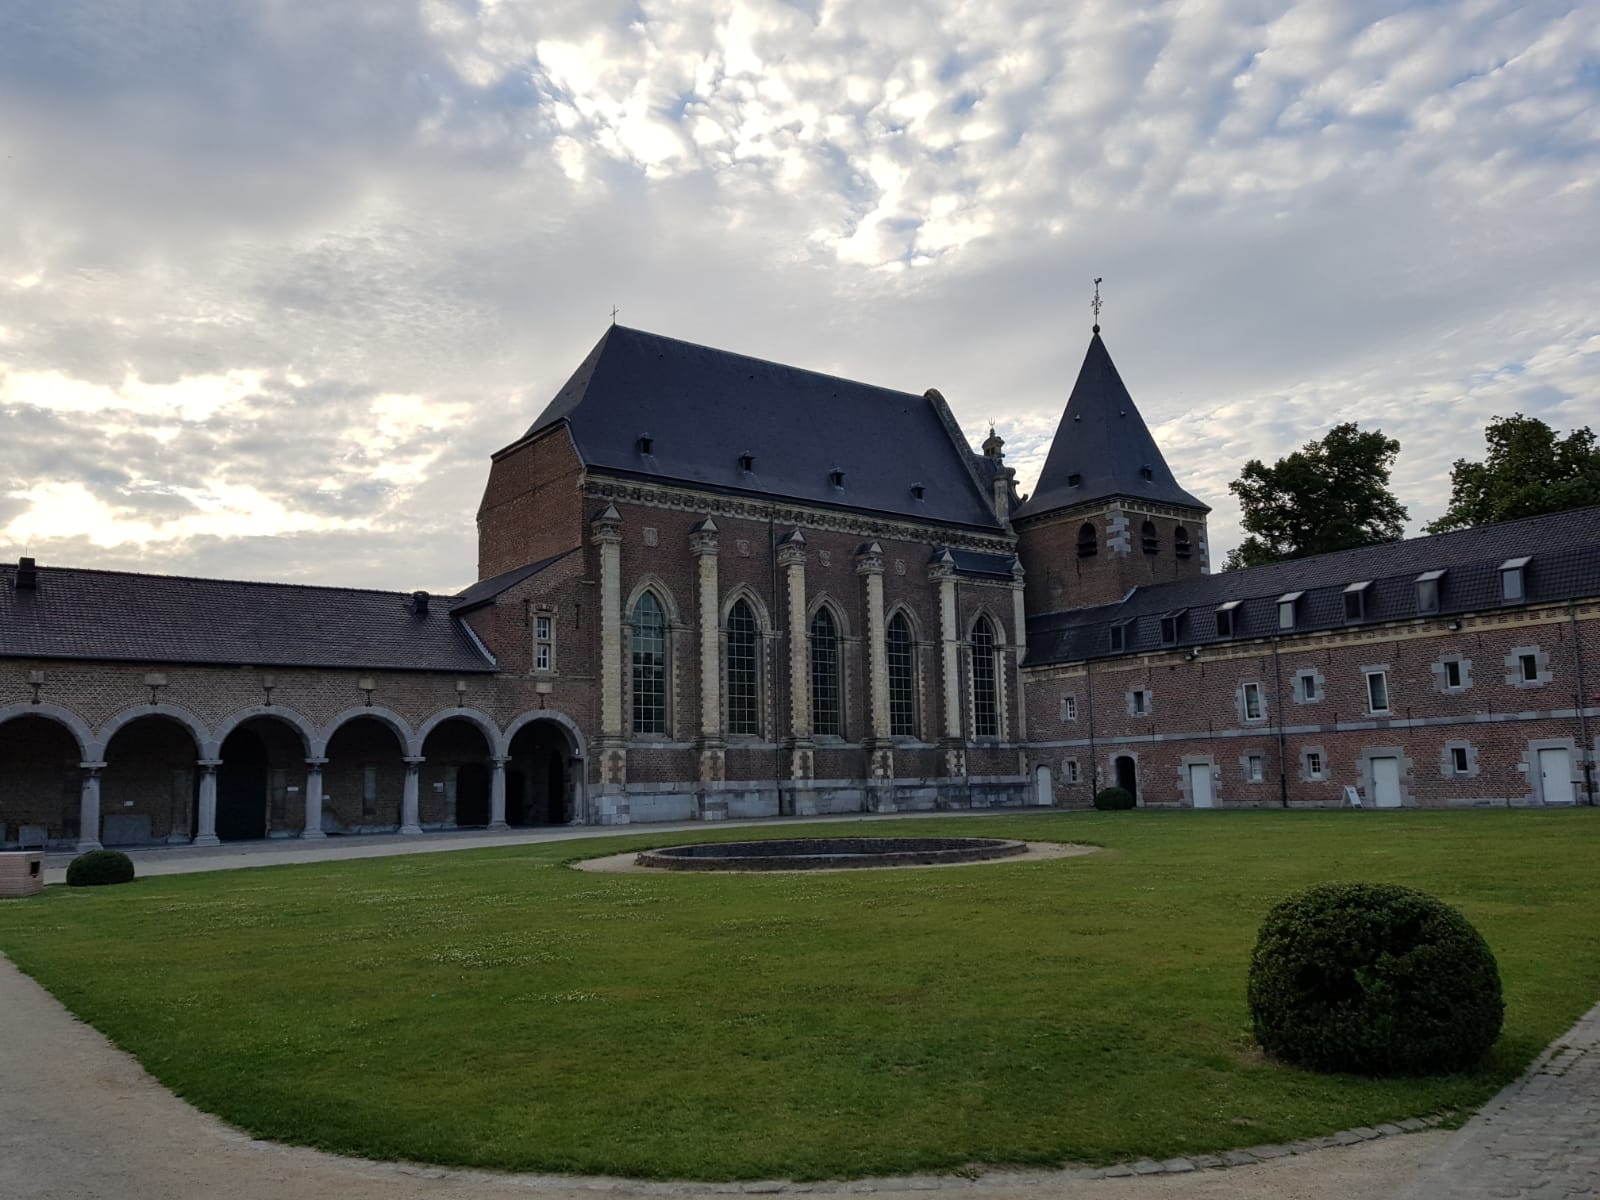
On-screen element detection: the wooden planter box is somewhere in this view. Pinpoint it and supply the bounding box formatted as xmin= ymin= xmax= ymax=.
xmin=0 ymin=851 xmax=45 ymax=898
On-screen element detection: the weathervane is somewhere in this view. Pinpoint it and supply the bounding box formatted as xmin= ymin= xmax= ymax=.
xmin=1092 ymin=277 xmax=1103 ymax=333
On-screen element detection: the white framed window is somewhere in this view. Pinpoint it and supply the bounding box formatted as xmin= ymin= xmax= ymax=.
xmin=1278 ymin=591 xmax=1302 ymax=630
xmin=1064 ymin=759 xmax=1081 ymax=784
xmin=1343 ymin=581 xmax=1371 ymax=622
xmin=534 ymin=612 xmax=554 ymax=672
xmin=1305 ymin=751 xmax=1325 ymax=780
xmin=1130 ymin=689 xmax=1149 ymax=716
xmin=1444 ymin=659 xmax=1463 ymax=689
xmin=1415 ymin=569 xmax=1444 ymax=615
xmin=1245 ymin=754 xmax=1265 ymax=783
xmin=1242 ymin=681 xmax=1264 ymax=721
xmin=1451 ymin=745 xmax=1470 ymax=774
xmin=1297 ymin=672 xmax=1318 ymax=702
xmin=1060 ymin=695 xmax=1078 ymax=722
xmin=1500 ymin=556 xmax=1529 ymax=603
xmin=1365 ymin=670 xmax=1390 ymax=715
xmin=1519 ymin=653 xmax=1539 ymax=683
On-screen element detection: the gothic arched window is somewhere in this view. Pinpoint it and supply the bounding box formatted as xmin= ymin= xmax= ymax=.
xmin=887 ymin=611 xmax=917 ymax=737
xmin=726 ymin=599 xmax=759 ymax=736
xmin=810 ymin=608 xmax=841 ymax=736
xmin=631 ymin=591 xmax=667 ymax=735
xmin=1174 ymin=526 xmax=1192 ymax=559
xmin=1141 ymin=519 xmax=1159 ymax=555
xmin=971 ymin=616 xmax=999 ymax=738
xmin=1077 ymin=522 xmax=1097 ymax=558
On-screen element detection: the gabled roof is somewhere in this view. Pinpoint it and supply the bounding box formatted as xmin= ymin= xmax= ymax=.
xmin=0 ymin=564 xmax=498 ymax=673
xmin=516 ymin=325 xmax=1004 ymax=531
xmin=450 ymin=549 xmax=574 ymax=614
xmin=1026 ymin=505 xmax=1600 ymax=665
xmin=1012 ymin=331 xmax=1206 ymax=520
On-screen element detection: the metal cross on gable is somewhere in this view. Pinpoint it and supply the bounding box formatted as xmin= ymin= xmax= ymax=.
xmin=610 ymin=304 xmax=619 ymax=325
xmin=1092 ymin=277 xmax=1103 ymax=331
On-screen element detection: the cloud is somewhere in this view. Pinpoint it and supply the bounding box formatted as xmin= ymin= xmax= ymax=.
xmin=0 ymin=0 xmax=1596 ymax=589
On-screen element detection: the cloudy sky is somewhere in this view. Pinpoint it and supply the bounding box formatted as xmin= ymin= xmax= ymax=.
xmin=2 ymin=0 xmax=1596 ymax=592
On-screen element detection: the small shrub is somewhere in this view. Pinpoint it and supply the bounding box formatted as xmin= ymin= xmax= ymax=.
xmin=1247 ymin=882 xmax=1503 ymax=1075
xmin=1092 ymin=787 xmax=1136 ymax=810
xmin=66 ymin=850 xmax=136 ymax=888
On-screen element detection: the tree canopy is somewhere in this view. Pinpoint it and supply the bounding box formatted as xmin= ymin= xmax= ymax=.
xmin=1223 ymin=422 xmax=1408 ymax=571
xmin=1425 ymin=414 xmax=1600 ymax=533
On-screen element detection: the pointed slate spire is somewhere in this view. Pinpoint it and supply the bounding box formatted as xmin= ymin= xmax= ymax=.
xmin=1012 ymin=332 xmax=1207 ymax=520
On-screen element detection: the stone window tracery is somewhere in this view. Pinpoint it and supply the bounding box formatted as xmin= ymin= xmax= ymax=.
xmin=810 ymin=608 xmax=842 ymax=737
xmin=631 ymin=591 xmax=667 ymax=735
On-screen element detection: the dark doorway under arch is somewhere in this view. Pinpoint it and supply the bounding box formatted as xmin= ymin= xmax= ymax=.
xmin=0 ymin=714 xmax=83 ymax=848
xmin=455 ymin=762 xmax=491 ymax=827
xmin=217 ymin=728 xmax=269 ymax=841
xmin=506 ymin=721 xmax=575 ymax=826
xmin=1114 ymin=755 xmax=1138 ymax=803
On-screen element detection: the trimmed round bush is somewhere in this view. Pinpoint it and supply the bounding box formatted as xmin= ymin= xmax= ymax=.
xmin=66 ymin=849 xmax=136 ymax=888
xmin=1247 ymin=882 xmax=1503 ymax=1076
xmin=1092 ymin=786 xmax=1136 ymax=811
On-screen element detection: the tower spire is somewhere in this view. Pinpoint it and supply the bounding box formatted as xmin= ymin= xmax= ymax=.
xmin=1091 ymin=277 xmax=1103 ymax=334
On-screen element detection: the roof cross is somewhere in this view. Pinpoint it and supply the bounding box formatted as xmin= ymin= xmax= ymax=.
xmin=610 ymin=304 xmax=620 ymax=326
xmin=1092 ymin=277 xmax=1103 ymax=333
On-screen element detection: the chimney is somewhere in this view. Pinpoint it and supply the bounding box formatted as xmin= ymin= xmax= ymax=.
xmin=15 ymin=557 xmax=37 ymax=590
xmin=410 ymin=590 xmax=430 ymax=615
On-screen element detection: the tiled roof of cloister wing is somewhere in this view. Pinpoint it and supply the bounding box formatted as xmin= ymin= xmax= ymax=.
xmin=0 ymin=564 xmax=498 ymax=672
xmin=514 ymin=325 xmax=1005 ymax=532
xmin=1025 ymin=505 xmax=1600 ymax=665
xmin=450 ymin=549 xmax=575 ymax=614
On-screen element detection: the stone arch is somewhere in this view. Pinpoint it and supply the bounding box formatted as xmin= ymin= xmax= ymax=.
xmin=214 ymin=705 xmax=316 ymax=757
xmin=885 ymin=602 xmax=924 ymax=643
xmin=415 ymin=707 xmax=501 ymax=755
xmin=94 ymin=703 xmax=210 ymax=760
xmin=501 ymin=708 xmax=588 ymax=761
xmin=0 ymin=702 xmax=93 ymax=759
xmin=315 ymin=706 xmax=418 ymax=758
xmin=965 ymin=605 xmax=1008 ymax=645
xmin=720 ymin=584 xmax=773 ymax=633
xmin=805 ymin=593 xmax=853 ymax=638
xmin=502 ymin=710 xmax=588 ymax=826
xmin=624 ymin=575 xmax=682 ymax=626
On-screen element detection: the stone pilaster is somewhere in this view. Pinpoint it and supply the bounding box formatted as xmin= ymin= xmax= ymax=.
xmin=591 ymin=503 xmax=629 ymax=804
xmin=302 ymin=757 xmax=327 ymax=839
xmin=778 ymin=529 xmax=814 ymax=784
xmin=690 ymin=519 xmax=726 ymax=792
xmin=76 ymin=761 xmax=105 ymax=853
xmin=400 ymin=757 xmax=424 ymax=835
xmin=930 ymin=549 xmax=966 ymax=779
xmin=193 ymin=759 xmax=222 ymax=847
xmin=858 ymin=542 xmax=894 ymax=806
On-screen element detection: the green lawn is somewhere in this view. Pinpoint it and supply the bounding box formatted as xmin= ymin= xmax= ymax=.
xmin=1 ymin=810 xmax=1597 ymax=1180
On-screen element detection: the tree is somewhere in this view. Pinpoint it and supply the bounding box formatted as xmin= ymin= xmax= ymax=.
xmin=1425 ymin=414 xmax=1600 ymax=533
xmin=1223 ymin=423 xmax=1408 ymax=570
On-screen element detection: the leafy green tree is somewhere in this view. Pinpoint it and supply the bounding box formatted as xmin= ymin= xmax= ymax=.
xmin=1223 ymin=423 xmax=1408 ymax=570
xmin=1426 ymin=414 xmax=1600 ymax=532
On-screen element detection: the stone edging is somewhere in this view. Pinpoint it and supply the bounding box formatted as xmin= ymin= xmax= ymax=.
xmin=460 ymin=1113 xmax=1453 ymax=1194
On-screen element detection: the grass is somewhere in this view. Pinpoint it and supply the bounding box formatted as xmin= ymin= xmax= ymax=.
xmin=1 ymin=810 xmax=1597 ymax=1180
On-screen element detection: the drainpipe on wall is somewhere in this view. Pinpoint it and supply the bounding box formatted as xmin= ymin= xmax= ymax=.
xmin=1085 ymin=657 xmax=1098 ymax=796
xmin=1569 ymin=601 xmax=1595 ymax=806
xmin=770 ymin=510 xmax=783 ymax=813
xmin=1271 ymin=634 xmax=1289 ymax=808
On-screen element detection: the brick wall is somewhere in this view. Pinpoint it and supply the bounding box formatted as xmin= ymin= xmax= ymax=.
xmin=476 ymin=426 xmax=586 ymax=579
xmin=1018 ymin=502 xmax=1207 ymax=612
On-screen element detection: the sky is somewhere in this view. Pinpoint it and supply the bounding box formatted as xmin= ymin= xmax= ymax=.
xmin=1 ymin=0 xmax=1597 ymax=593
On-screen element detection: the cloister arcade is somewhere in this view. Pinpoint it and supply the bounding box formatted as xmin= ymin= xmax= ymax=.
xmin=0 ymin=702 xmax=587 ymax=852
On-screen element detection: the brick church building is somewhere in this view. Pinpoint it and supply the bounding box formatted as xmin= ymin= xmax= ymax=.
xmin=3 ymin=325 xmax=1597 ymax=851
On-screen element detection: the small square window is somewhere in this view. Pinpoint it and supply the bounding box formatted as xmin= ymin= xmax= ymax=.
xmin=1245 ymin=754 xmax=1265 ymax=783
xmin=1242 ymin=682 xmax=1264 ymax=721
xmin=1444 ymin=659 xmax=1463 ymax=689
xmin=1061 ymin=695 xmax=1078 ymax=722
xmin=1451 ymin=745 xmax=1469 ymax=774
xmin=1366 ymin=670 xmax=1390 ymax=714
xmin=1298 ymin=673 xmax=1318 ymax=701
xmin=1519 ymin=653 xmax=1539 ymax=682
xmin=1131 ymin=689 xmax=1149 ymax=716
xmin=1306 ymin=751 xmax=1324 ymax=779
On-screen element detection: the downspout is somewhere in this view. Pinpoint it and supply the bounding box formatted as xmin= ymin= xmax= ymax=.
xmin=1085 ymin=657 xmax=1097 ymax=796
xmin=770 ymin=509 xmax=783 ymax=812
xmin=1570 ymin=601 xmax=1595 ymax=806
xmin=1271 ymin=634 xmax=1289 ymax=808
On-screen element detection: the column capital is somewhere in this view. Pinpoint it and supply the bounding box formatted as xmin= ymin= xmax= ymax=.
xmin=1010 ymin=556 xmax=1026 ymax=584
xmin=776 ymin=527 xmax=808 ymax=568
xmin=491 ymin=755 xmax=511 ymax=768
xmin=855 ymin=541 xmax=885 ymax=575
xmin=78 ymin=760 xmax=107 ymax=773
xmin=197 ymin=758 xmax=223 ymax=771
xmin=590 ymin=502 xmax=623 ymax=544
xmin=927 ymin=547 xmax=956 ymax=581
xmin=689 ymin=517 xmax=720 ymax=556
xmin=304 ymin=757 xmax=329 ymax=768
xmin=402 ymin=756 xmax=425 ymax=769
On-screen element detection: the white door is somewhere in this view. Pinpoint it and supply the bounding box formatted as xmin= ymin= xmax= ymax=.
xmin=1371 ymin=756 xmax=1402 ymax=808
xmin=1538 ymin=748 xmax=1575 ymax=805
xmin=1189 ymin=763 xmax=1215 ymax=809
xmin=1034 ymin=765 xmax=1052 ymax=806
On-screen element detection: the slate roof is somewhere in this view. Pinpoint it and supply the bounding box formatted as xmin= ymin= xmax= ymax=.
xmin=1026 ymin=505 xmax=1600 ymax=666
xmin=516 ymin=325 xmax=1004 ymax=531
xmin=450 ymin=549 xmax=574 ymax=614
xmin=948 ymin=549 xmax=1018 ymax=580
xmin=0 ymin=564 xmax=498 ymax=672
xmin=1012 ymin=332 xmax=1207 ymax=520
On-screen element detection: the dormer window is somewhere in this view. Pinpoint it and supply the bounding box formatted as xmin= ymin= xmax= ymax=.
xmin=829 ymin=469 xmax=845 ymax=489
xmin=1139 ymin=465 xmax=1154 ymax=481
xmin=1278 ymin=591 xmax=1303 ymax=631
xmin=1077 ymin=522 xmax=1097 ymax=559
xmin=1343 ymin=581 xmax=1371 ymax=623
xmin=1415 ymin=569 xmax=1444 ymax=615
xmin=1216 ymin=600 xmax=1241 ymax=638
xmin=910 ymin=482 xmax=926 ymax=500
xmin=1108 ymin=619 xmax=1135 ymax=653
xmin=637 ymin=433 xmax=654 ymax=454
xmin=739 ymin=452 xmax=754 ymax=473
xmin=1174 ymin=527 xmax=1192 ymax=559
xmin=1066 ymin=473 xmax=1082 ymax=487
xmin=1141 ymin=519 xmax=1159 ymax=555
xmin=1500 ymin=557 xmax=1530 ymax=604
xmin=1159 ymin=610 xmax=1184 ymax=646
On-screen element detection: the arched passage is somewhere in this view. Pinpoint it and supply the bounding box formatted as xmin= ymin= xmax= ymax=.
xmin=1114 ymin=755 xmax=1139 ymax=803
xmin=420 ymin=716 xmax=495 ymax=829
xmin=505 ymin=718 xmax=578 ymax=826
xmin=102 ymin=715 xmax=200 ymax=846
xmin=322 ymin=715 xmax=407 ymax=834
xmin=217 ymin=715 xmax=309 ymax=841
xmin=0 ymin=713 xmax=84 ymax=848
